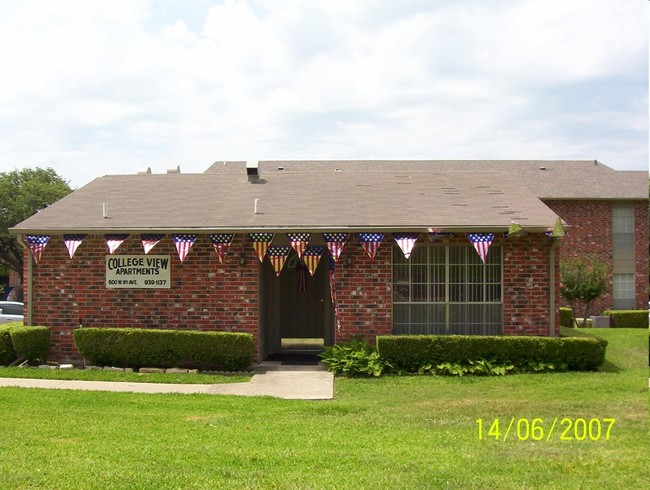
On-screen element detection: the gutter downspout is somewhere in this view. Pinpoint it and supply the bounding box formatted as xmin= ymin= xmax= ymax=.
xmin=549 ymin=238 xmax=561 ymax=337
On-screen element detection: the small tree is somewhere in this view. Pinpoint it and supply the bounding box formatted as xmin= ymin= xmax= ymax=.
xmin=560 ymin=257 xmax=609 ymax=327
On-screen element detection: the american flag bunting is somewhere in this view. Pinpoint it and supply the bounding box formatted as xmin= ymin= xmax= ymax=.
xmin=302 ymin=246 xmax=325 ymax=276
xmin=209 ymin=234 xmax=235 ymax=263
xmin=173 ymin=234 xmax=197 ymax=263
xmin=467 ymin=233 xmax=494 ymax=264
xmin=26 ymin=235 xmax=50 ymax=263
xmin=63 ymin=234 xmax=86 ymax=259
xmin=249 ymin=233 xmax=274 ymax=263
xmin=267 ymin=246 xmax=291 ymax=276
xmin=322 ymin=233 xmax=347 ymax=262
xmin=105 ymin=234 xmax=129 ymax=255
xmin=393 ymin=233 xmax=418 ymax=259
xmin=140 ymin=234 xmax=165 ymax=254
xmin=357 ymin=232 xmax=384 ymax=260
xmin=287 ymin=233 xmax=311 ymax=258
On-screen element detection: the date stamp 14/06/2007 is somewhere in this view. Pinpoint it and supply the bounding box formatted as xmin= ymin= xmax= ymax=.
xmin=476 ymin=418 xmax=615 ymax=442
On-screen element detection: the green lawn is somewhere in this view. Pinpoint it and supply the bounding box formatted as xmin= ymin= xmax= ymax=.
xmin=0 ymin=329 xmax=647 ymax=489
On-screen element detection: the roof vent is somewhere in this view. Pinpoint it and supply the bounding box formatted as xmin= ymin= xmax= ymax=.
xmin=539 ymin=166 xmax=546 ymax=171
xmin=137 ymin=167 xmax=152 ymax=175
xmin=247 ymin=160 xmax=260 ymax=182
xmin=167 ymin=165 xmax=181 ymax=174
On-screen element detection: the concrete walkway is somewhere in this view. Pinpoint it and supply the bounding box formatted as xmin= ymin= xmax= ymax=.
xmin=0 ymin=362 xmax=334 ymax=400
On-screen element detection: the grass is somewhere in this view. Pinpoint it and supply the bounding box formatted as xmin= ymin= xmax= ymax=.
xmin=0 ymin=328 xmax=647 ymax=489
xmin=0 ymin=366 xmax=251 ymax=384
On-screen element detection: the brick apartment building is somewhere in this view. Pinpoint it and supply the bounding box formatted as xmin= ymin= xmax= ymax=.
xmin=11 ymin=160 xmax=648 ymax=363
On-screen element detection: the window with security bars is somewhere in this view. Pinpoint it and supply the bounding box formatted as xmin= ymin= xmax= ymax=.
xmin=393 ymin=244 xmax=502 ymax=335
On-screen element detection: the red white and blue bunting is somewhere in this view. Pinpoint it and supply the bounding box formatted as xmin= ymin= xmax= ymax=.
xmin=140 ymin=234 xmax=165 ymax=254
xmin=209 ymin=234 xmax=235 ymax=264
xmin=105 ymin=234 xmax=129 ymax=255
xmin=287 ymin=233 xmax=310 ymax=259
xmin=172 ymin=234 xmax=197 ymax=263
xmin=249 ymin=233 xmax=274 ymax=263
xmin=26 ymin=235 xmax=50 ymax=263
xmin=393 ymin=233 xmax=418 ymax=259
xmin=303 ymin=245 xmax=325 ymax=276
xmin=467 ymin=233 xmax=494 ymax=264
xmin=63 ymin=234 xmax=86 ymax=259
xmin=357 ymin=232 xmax=384 ymax=260
xmin=322 ymin=233 xmax=347 ymax=262
xmin=267 ymin=245 xmax=291 ymax=276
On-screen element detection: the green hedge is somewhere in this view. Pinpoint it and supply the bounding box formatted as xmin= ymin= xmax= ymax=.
xmin=560 ymin=307 xmax=573 ymax=328
xmin=10 ymin=326 xmax=50 ymax=361
xmin=73 ymin=327 xmax=254 ymax=371
xmin=0 ymin=325 xmax=17 ymax=365
xmin=603 ymin=310 xmax=648 ymax=328
xmin=376 ymin=334 xmax=607 ymax=372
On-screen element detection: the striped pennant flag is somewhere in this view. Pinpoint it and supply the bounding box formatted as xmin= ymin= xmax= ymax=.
xmin=267 ymin=246 xmax=291 ymax=276
xmin=357 ymin=232 xmax=384 ymax=260
xmin=140 ymin=234 xmax=164 ymax=254
xmin=63 ymin=234 xmax=86 ymax=259
xmin=249 ymin=233 xmax=274 ymax=263
xmin=26 ymin=235 xmax=50 ymax=263
xmin=287 ymin=232 xmax=311 ymax=258
xmin=106 ymin=234 xmax=129 ymax=255
xmin=322 ymin=233 xmax=348 ymax=262
xmin=172 ymin=234 xmax=197 ymax=263
xmin=467 ymin=233 xmax=494 ymax=264
xmin=303 ymin=246 xmax=325 ymax=276
xmin=394 ymin=233 xmax=418 ymax=259
xmin=209 ymin=234 xmax=235 ymax=263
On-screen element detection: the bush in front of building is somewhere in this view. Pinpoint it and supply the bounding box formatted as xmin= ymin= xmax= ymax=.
xmin=603 ymin=310 xmax=649 ymax=328
xmin=9 ymin=326 xmax=50 ymax=362
xmin=376 ymin=334 xmax=607 ymax=373
xmin=560 ymin=307 xmax=574 ymax=328
xmin=320 ymin=338 xmax=385 ymax=377
xmin=0 ymin=324 xmax=17 ymax=365
xmin=73 ymin=327 xmax=254 ymax=371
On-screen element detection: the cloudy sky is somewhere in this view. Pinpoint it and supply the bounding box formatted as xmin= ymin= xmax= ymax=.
xmin=0 ymin=0 xmax=647 ymax=188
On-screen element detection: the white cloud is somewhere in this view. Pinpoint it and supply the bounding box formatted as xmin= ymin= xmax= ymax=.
xmin=0 ymin=0 xmax=646 ymax=187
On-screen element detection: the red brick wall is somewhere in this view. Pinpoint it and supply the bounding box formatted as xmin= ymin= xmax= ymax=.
xmin=545 ymin=200 xmax=649 ymax=312
xmin=25 ymin=235 xmax=259 ymax=364
xmin=502 ymin=235 xmax=558 ymax=336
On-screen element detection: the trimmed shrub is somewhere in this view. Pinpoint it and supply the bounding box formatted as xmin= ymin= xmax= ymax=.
xmin=376 ymin=334 xmax=607 ymax=373
xmin=0 ymin=325 xmax=17 ymax=365
xmin=560 ymin=307 xmax=574 ymax=328
xmin=9 ymin=326 xmax=50 ymax=361
xmin=603 ymin=310 xmax=648 ymax=329
xmin=73 ymin=327 xmax=254 ymax=371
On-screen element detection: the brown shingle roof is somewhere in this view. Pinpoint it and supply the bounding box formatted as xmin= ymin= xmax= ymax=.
xmin=11 ymin=168 xmax=561 ymax=234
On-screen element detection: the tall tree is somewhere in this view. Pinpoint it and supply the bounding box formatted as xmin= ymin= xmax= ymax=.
xmin=0 ymin=168 xmax=72 ymax=298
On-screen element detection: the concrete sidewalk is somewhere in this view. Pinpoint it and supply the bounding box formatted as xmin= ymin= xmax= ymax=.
xmin=0 ymin=362 xmax=334 ymax=400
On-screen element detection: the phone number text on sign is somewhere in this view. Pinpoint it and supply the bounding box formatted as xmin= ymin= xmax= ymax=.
xmin=105 ymin=255 xmax=171 ymax=289
xmin=476 ymin=417 xmax=615 ymax=442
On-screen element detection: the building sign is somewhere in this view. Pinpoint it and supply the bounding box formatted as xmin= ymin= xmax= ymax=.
xmin=106 ymin=255 xmax=171 ymax=289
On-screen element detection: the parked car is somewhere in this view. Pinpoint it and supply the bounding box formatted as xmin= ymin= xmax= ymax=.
xmin=0 ymin=301 xmax=24 ymax=324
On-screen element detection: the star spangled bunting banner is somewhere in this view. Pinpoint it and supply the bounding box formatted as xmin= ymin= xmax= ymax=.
xmin=172 ymin=234 xmax=197 ymax=263
xmin=26 ymin=235 xmax=50 ymax=263
xmin=394 ymin=233 xmax=418 ymax=259
xmin=267 ymin=246 xmax=291 ymax=276
xmin=328 ymin=254 xmax=342 ymax=334
xmin=209 ymin=234 xmax=235 ymax=263
xmin=467 ymin=233 xmax=494 ymax=264
xmin=140 ymin=234 xmax=165 ymax=254
xmin=63 ymin=234 xmax=86 ymax=259
xmin=106 ymin=234 xmax=129 ymax=255
xmin=249 ymin=233 xmax=274 ymax=263
xmin=287 ymin=233 xmax=311 ymax=258
xmin=322 ymin=233 xmax=348 ymax=262
xmin=357 ymin=232 xmax=384 ymax=260
xmin=303 ymin=246 xmax=325 ymax=276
